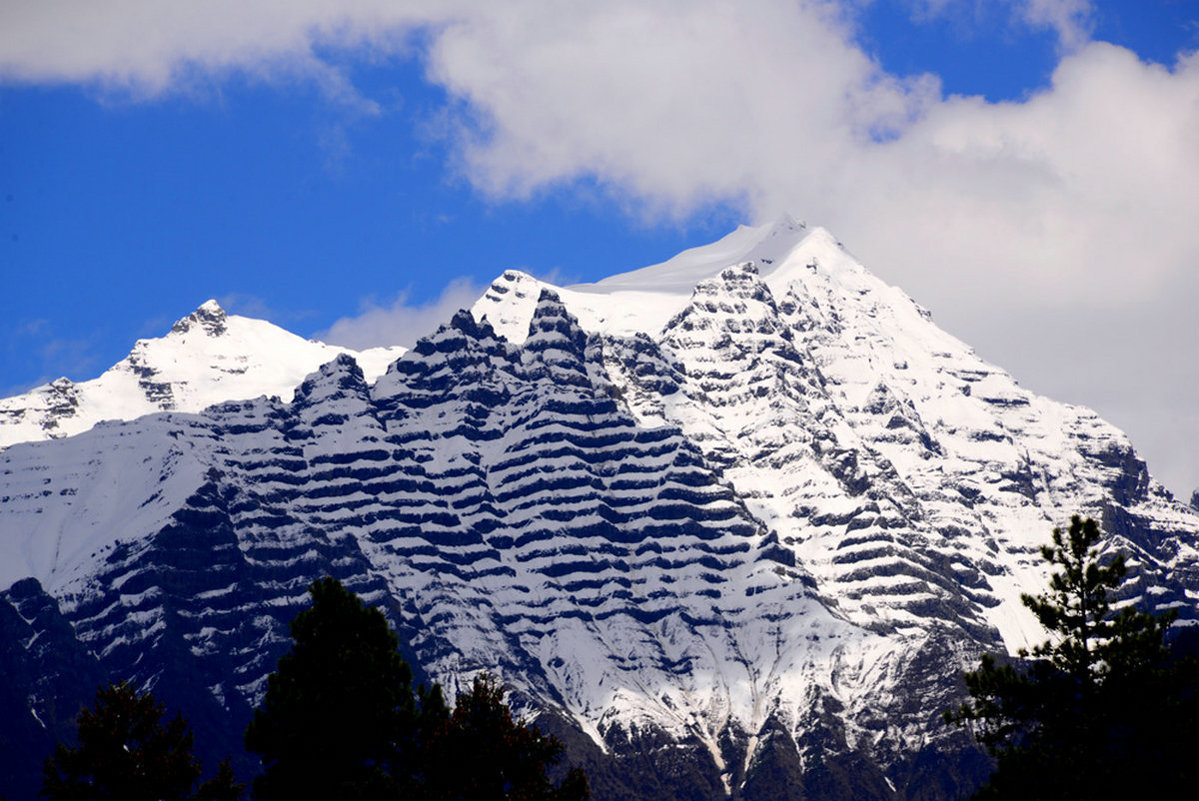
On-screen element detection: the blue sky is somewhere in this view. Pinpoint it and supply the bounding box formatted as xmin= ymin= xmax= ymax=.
xmin=2 ymin=0 xmax=1198 ymax=495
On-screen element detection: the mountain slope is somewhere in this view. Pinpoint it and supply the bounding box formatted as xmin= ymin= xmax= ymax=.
xmin=474 ymin=217 xmax=1199 ymax=651
xmin=1 ymin=220 xmax=1197 ymax=800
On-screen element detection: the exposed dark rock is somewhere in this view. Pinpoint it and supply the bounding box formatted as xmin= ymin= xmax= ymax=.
xmin=0 ymin=579 xmax=106 ymax=801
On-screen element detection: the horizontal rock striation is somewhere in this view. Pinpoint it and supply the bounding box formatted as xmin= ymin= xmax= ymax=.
xmin=3 ymin=220 xmax=1198 ymax=799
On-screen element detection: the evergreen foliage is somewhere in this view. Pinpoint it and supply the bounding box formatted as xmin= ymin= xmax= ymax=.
xmin=946 ymin=516 xmax=1199 ymax=799
xmin=425 ymin=674 xmax=589 ymax=801
xmin=41 ymin=681 xmax=243 ymax=801
xmin=193 ymin=759 xmax=244 ymax=801
xmin=245 ymin=576 xmax=588 ymax=800
xmin=244 ymin=576 xmax=442 ymax=800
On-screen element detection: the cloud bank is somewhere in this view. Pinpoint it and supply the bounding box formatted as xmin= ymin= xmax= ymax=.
xmin=5 ymin=0 xmax=1198 ymax=493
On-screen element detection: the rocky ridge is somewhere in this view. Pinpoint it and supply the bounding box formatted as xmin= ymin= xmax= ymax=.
xmin=1 ymin=220 xmax=1197 ymax=799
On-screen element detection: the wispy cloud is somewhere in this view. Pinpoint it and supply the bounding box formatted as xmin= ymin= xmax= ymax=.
xmin=215 ymin=293 xmax=279 ymax=322
xmin=315 ymin=276 xmax=487 ymax=350
xmin=36 ymin=337 xmax=104 ymax=384
xmin=1017 ymin=0 xmax=1095 ymax=50
xmin=2 ymin=318 xmax=102 ymax=394
xmin=0 ymin=0 xmax=407 ymax=109
xmin=891 ymin=0 xmax=1095 ymax=51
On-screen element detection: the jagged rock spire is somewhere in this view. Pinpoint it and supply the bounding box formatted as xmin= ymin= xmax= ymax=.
xmin=520 ymin=289 xmax=591 ymax=387
xmin=171 ymin=299 xmax=228 ymax=336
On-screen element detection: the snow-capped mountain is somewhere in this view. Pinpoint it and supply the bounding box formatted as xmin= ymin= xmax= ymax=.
xmin=1 ymin=218 xmax=1196 ymax=800
xmin=0 ymin=300 xmax=404 ymax=452
xmin=473 ymin=218 xmax=1199 ymax=648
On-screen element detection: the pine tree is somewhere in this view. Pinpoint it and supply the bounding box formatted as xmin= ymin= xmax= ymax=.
xmin=245 ymin=578 xmax=588 ymax=800
xmin=1021 ymin=516 xmax=1174 ymax=686
xmin=41 ymin=681 xmax=241 ymax=801
xmin=425 ymin=674 xmax=588 ymax=801
xmin=946 ymin=516 xmax=1199 ymax=799
xmin=194 ymin=759 xmax=246 ymax=801
xmin=243 ymin=577 xmax=445 ymax=800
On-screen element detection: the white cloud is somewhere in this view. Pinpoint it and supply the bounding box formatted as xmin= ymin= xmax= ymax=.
xmin=830 ymin=45 xmax=1199 ymax=307
xmin=0 ymin=0 xmax=441 ymax=107
xmin=4 ymin=1 xmax=1198 ymax=492
xmin=1017 ymin=0 xmax=1095 ymax=50
xmin=891 ymin=0 xmax=1095 ymax=50
xmin=316 ymin=277 xmax=486 ymax=350
xmin=408 ymin=5 xmax=1199 ymax=306
xmin=424 ymin=0 xmax=937 ymax=205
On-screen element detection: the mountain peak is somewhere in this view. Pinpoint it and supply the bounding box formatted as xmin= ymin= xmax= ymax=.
xmin=0 ymin=299 xmax=403 ymax=454
xmin=519 ymin=289 xmax=591 ymax=387
xmin=170 ymin=299 xmax=228 ymax=337
xmin=758 ymin=211 xmax=806 ymax=237
xmin=580 ymin=216 xmax=811 ymax=295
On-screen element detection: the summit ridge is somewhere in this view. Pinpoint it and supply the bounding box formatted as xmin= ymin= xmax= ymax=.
xmin=0 ymin=301 xmax=405 ymax=453
xmin=170 ymin=298 xmax=229 ymax=336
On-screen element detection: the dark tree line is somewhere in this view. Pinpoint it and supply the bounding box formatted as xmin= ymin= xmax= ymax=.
xmin=244 ymin=576 xmax=586 ymax=801
xmin=41 ymin=578 xmax=587 ymax=801
xmin=40 ymin=681 xmax=241 ymax=801
xmin=947 ymin=516 xmax=1199 ymax=799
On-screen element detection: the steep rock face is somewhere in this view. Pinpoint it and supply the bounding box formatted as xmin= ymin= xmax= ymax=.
xmin=2 ymin=220 xmax=1198 ymax=800
xmin=473 ymin=220 xmax=1199 ymax=653
xmin=1 ymin=293 xmax=883 ymax=798
xmin=466 ymin=218 xmax=1199 ymax=792
xmin=0 ymin=300 xmax=404 ymax=452
xmin=0 ymin=578 xmax=106 ymax=800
